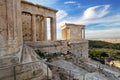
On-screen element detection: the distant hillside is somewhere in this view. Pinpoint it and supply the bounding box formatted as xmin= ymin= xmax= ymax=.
xmin=89 ymin=40 xmax=120 ymax=62
xmin=96 ymin=39 xmax=120 ymax=43
xmin=89 ymin=40 xmax=120 ymax=50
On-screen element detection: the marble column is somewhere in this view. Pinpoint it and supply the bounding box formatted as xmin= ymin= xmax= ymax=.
xmin=39 ymin=16 xmax=43 ymax=41
xmin=81 ymin=28 xmax=85 ymax=39
xmin=50 ymin=17 xmax=56 ymax=41
xmin=41 ymin=17 xmax=47 ymax=41
xmin=43 ymin=17 xmax=47 ymax=41
xmin=80 ymin=28 xmax=83 ymax=39
xmin=0 ymin=0 xmax=22 ymax=57
xmin=32 ymin=14 xmax=37 ymax=42
xmin=83 ymin=28 xmax=85 ymax=39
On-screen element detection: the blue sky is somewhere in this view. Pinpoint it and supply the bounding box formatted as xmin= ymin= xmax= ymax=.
xmin=27 ymin=0 xmax=120 ymax=39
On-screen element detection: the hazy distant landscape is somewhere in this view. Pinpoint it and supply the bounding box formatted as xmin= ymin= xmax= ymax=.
xmin=96 ymin=39 xmax=120 ymax=43
xmin=89 ymin=40 xmax=120 ymax=68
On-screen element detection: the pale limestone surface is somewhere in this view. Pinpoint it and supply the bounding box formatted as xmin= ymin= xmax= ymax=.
xmin=0 ymin=45 xmax=52 ymax=80
xmin=61 ymin=23 xmax=85 ymax=41
xmin=0 ymin=0 xmax=52 ymax=80
xmin=0 ymin=0 xmax=89 ymax=80
xmin=21 ymin=1 xmax=57 ymax=41
xmin=52 ymin=60 xmax=110 ymax=80
xmin=0 ymin=0 xmax=22 ymax=58
xmin=25 ymin=40 xmax=68 ymax=54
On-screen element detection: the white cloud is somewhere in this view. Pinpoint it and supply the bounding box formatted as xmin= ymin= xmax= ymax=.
xmin=64 ymin=1 xmax=76 ymax=4
xmin=57 ymin=10 xmax=68 ymax=21
xmin=57 ymin=5 xmax=120 ymax=39
xmin=86 ymin=28 xmax=120 ymax=39
xmin=82 ymin=5 xmax=110 ymax=20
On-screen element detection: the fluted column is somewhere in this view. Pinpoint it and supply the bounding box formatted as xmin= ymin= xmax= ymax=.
xmin=0 ymin=0 xmax=22 ymax=57
xmin=41 ymin=17 xmax=47 ymax=41
xmin=50 ymin=17 xmax=56 ymax=41
xmin=43 ymin=17 xmax=47 ymax=41
xmin=39 ymin=16 xmax=43 ymax=41
xmin=80 ymin=28 xmax=83 ymax=39
xmin=83 ymin=28 xmax=85 ymax=39
xmin=32 ymin=14 xmax=37 ymax=42
xmin=81 ymin=28 xmax=85 ymax=39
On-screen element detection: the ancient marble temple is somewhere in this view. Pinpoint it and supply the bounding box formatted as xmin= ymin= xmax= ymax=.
xmin=21 ymin=1 xmax=57 ymax=41
xmin=0 ymin=0 xmax=88 ymax=80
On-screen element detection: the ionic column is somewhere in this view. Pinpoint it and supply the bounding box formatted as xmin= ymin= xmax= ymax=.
xmin=80 ymin=28 xmax=82 ymax=39
xmin=50 ymin=17 xmax=56 ymax=41
xmin=43 ymin=17 xmax=47 ymax=41
xmin=32 ymin=14 xmax=37 ymax=42
xmin=7 ymin=0 xmax=14 ymax=43
xmin=83 ymin=28 xmax=85 ymax=39
xmin=41 ymin=17 xmax=47 ymax=41
xmin=39 ymin=16 xmax=43 ymax=41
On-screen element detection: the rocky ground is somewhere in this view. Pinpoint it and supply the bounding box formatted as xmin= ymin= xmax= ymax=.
xmin=52 ymin=60 xmax=111 ymax=80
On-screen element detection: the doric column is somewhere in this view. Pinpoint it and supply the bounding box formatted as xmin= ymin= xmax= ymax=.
xmin=32 ymin=14 xmax=37 ymax=42
xmin=50 ymin=17 xmax=56 ymax=41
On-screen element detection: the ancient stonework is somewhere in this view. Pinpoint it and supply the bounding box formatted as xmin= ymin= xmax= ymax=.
xmin=0 ymin=0 xmax=88 ymax=80
xmin=21 ymin=1 xmax=58 ymax=41
xmin=0 ymin=0 xmax=22 ymax=58
xmin=0 ymin=0 xmax=53 ymax=80
xmin=61 ymin=23 xmax=85 ymax=41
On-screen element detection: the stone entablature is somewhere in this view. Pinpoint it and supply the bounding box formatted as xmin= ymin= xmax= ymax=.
xmin=21 ymin=1 xmax=57 ymax=41
xmin=61 ymin=23 xmax=85 ymax=41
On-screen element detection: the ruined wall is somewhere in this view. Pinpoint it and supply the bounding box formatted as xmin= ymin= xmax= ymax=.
xmin=0 ymin=0 xmax=22 ymax=57
xmin=25 ymin=40 xmax=68 ymax=54
xmin=68 ymin=41 xmax=88 ymax=60
xmin=25 ymin=40 xmax=88 ymax=60
xmin=70 ymin=26 xmax=84 ymax=41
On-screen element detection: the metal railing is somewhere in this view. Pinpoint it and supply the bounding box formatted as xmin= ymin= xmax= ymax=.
xmin=1 ymin=59 xmax=114 ymax=80
xmin=0 ymin=60 xmax=78 ymax=80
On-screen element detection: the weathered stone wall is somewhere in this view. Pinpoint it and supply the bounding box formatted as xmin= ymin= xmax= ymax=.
xmin=61 ymin=23 xmax=85 ymax=41
xmin=25 ymin=40 xmax=88 ymax=59
xmin=0 ymin=0 xmax=22 ymax=57
xmin=68 ymin=40 xmax=88 ymax=60
xmin=25 ymin=40 xmax=68 ymax=54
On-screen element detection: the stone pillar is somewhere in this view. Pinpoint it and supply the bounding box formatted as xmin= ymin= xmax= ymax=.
xmin=83 ymin=28 xmax=85 ymax=39
xmin=38 ymin=16 xmax=43 ymax=41
xmin=41 ymin=16 xmax=47 ymax=41
xmin=39 ymin=16 xmax=43 ymax=41
xmin=32 ymin=14 xmax=37 ymax=42
xmin=81 ymin=28 xmax=83 ymax=39
xmin=0 ymin=0 xmax=22 ymax=57
xmin=50 ymin=17 xmax=56 ymax=41
xmin=43 ymin=17 xmax=47 ymax=41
